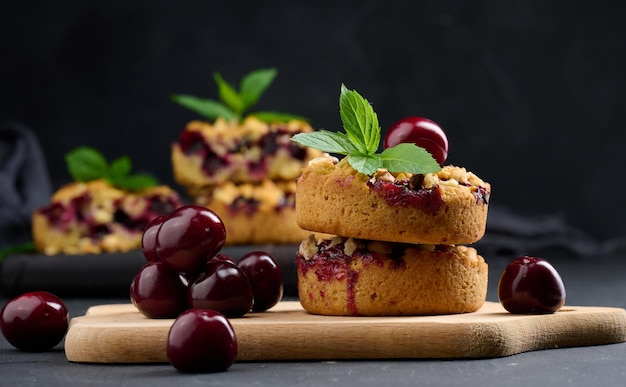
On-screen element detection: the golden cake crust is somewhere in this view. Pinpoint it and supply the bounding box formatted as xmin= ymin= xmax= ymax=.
xmin=295 ymin=235 xmax=488 ymax=316
xmin=172 ymin=117 xmax=322 ymax=193
xmin=295 ymin=156 xmax=491 ymax=245
xmin=194 ymin=179 xmax=330 ymax=245
xmin=32 ymin=179 xmax=182 ymax=255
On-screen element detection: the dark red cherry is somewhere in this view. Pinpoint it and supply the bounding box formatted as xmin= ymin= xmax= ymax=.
xmin=167 ymin=309 xmax=237 ymax=373
xmin=156 ymin=205 xmax=226 ymax=273
xmin=183 ymin=253 xmax=237 ymax=286
xmin=498 ymin=256 xmax=566 ymax=314
xmin=384 ymin=116 xmax=448 ymax=166
xmin=0 ymin=291 xmax=69 ymax=351
xmin=212 ymin=253 xmax=236 ymax=264
xmin=141 ymin=215 xmax=167 ymax=263
xmin=189 ymin=261 xmax=253 ymax=318
xmin=237 ymin=251 xmax=283 ymax=312
xmin=130 ymin=262 xmax=189 ymax=318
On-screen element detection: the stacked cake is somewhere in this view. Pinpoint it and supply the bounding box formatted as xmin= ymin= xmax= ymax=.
xmin=292 ymin=86 xmax=491 ymax=316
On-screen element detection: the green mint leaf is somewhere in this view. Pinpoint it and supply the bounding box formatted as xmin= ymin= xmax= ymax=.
xmin=381 ymin=143 xmax=442 ymax=174
xmin=107 ymin=174 xmax=158 ymax=191
xmin=108 ymin=156 xmax=132 ymax=179
xmin=339 ymin=84 xmax=380 ymax=155
xmin=170 ymin=94 xmax=238 ymax=122
xmin=213 ymin=72 xmax=245 ymax=115
xmin=290 ymin=84 xmax=441 ymax=175
xmin=291 ymin=130 xmax=358 ymax=154
xmin=348 ymin=153 xmax=382 ymax=175
xmin=0 ymin=241 xmax=36 ymax=263
xmin=251 ymin=111 xmax=309 ymax=123
xmin=172 ymin=68 xmax=305 ymax=123
xmin=65 ymin=146 xmax=158 ymax=190
xmin=239 ymin=68 xmax=277 ymax=111
xmin=65 ymin=146 xmax=108 ymax=182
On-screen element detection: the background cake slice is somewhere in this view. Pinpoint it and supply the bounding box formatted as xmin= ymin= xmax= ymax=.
xmin=170 ymin=68 xmax=321 ymax=245
xmin=32 ymin=147 xmax=183 ymax=255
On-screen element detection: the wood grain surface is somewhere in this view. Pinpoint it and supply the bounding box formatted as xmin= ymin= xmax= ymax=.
xmin=64 ymin=301 xmax=626 ymax=363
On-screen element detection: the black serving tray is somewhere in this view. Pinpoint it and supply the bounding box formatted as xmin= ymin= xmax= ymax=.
xmin=1 ymin=244 xmax=300 ymax=299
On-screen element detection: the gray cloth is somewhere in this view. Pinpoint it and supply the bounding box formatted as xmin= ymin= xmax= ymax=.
xmin=0 ymin=122 xmax=52 ymax=248
xmin=476 ymin=204 xmax=626 ymax=257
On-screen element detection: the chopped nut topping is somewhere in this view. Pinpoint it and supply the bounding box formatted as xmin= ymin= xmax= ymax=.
xmin=422 ymin=173 xmax=440 ymax=188
xmin=456 ymin=245 xmax=479 ymax=263
xmin=327 ymin=236 xmax=343 ymax=249
xmin=371 ymin=169 xmax=395 ymax=183
xmin=394 ymin=172 xmax=412 ymax=182
xmin=343 ymin=237 xmax=359 ymax=256
xmin=307 ymin=154 xmax=338 ymax=167
xmin=299 ymin=234 xmax=319 ymax=260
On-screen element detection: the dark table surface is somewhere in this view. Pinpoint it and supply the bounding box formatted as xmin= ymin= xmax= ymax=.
xmin=2 ymin=253 xmax=626 ymax=387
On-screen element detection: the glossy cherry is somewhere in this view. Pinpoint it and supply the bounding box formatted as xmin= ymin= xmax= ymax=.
xmin=130 ymin=262 xmax=188 ymax=318
xmin=384 ymin=116 xmax=449 ymax=166
xmin=156 ymin=205 xmax=226 ymax=274
xmin=189 ymin=261 xmax=253 ymax=318
xmin=167 ymin=309 xmax=237 ymax=373
xmin=0 ymin=291 xmax=69 ymax=351
xmin=498 ymin=256 xmax=566 ymax=314
xmin=237 ymin=251 xmax=283 ymax=312
xmin=141 ymin=215 xmax=166 ymax=263
xmin=212 ymin=253 xmax=236 ymax=264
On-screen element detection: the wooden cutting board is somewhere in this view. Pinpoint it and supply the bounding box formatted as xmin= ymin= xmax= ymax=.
xmin=64 ymin=301 xmax=626 ymax=363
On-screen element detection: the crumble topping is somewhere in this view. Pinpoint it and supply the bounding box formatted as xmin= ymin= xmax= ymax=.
xmin=201 ymin=180 xmax=296 ymax=211
xmin=185 ymin=116 xmax=313 ymax=144
xmin=306 ymin=154 xmax=339 ymax=168
xmin=343 ymin=237 xmax=359 ymax=256
xmin=297 ymin=235 xmax=468 ymax=262
xmin=306 ymin=154 xmax=487 ymax=191
xmin=299 ymin=234 xmax=319 ymax=260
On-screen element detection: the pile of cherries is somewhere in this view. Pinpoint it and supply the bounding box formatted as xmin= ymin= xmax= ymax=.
xmin=131 ymin=204 xmax=283 ymax=372
xmin=132 ymin=204 xmax=283 ymax=319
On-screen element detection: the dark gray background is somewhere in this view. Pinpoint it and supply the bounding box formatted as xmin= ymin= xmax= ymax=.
xmin=1 ymin=0 xmax=624 ymax=241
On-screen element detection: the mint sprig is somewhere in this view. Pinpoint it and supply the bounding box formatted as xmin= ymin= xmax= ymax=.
xmin=65 ymin=147 xmax=158 ymax=191
xmin=291 ymin=84 xmax=442 ymax=175
xmin=171 ymin=68 xmax=308 ymax=124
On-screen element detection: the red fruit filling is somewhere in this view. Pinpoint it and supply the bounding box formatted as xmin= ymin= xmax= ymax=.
xmin=37 ymin=193 xmax=181 ymax=240
xmin=177 ymin=126 xmax=308 ymax=178
xmin=295 ymin=238 xmax=409 ymax=315
xmin=367 ymin=180 xmax=445 ymax=215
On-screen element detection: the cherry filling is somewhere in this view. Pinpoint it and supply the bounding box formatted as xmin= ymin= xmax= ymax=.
xmin=177 ymin=126 xmax=309 ymax=178
xmin=473 ymin=185 xmax=490 ymax=204
xmin=37 ymin=193 xmax=180 ymax=241
xmin=226 ymin=191 xmax=296 ymax=216
xmin=367 ymin=180 xmax=445 ymax=215
xmin=295 ymin=238 xmax=407 ymax=315
xmin=178 ymin=131 xmax=205 ymax=155
xmin=227 ymin=197 xmax=260 ymax=217
xmin=38 ymin=196 xmax=88 ymax=231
